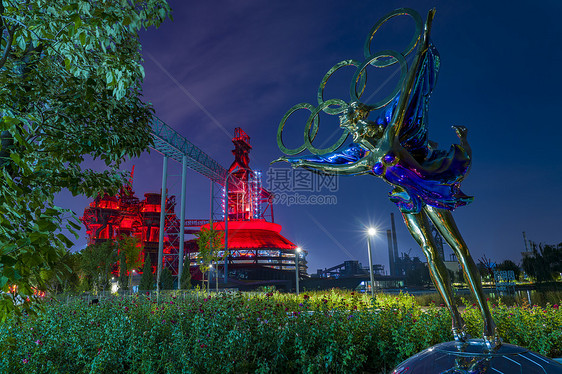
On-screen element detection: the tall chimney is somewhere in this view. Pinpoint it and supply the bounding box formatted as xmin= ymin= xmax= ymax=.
xmin=390 ymin=213 xmax=399 ymax=276
xmin=387 ymin=229 xmax=394 ymax=277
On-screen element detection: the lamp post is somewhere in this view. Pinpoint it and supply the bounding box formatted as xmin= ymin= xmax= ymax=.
xmin=367 ymin=227 xmax=377 ymax=297
xmin=295 ymin=247 xmax=301 ymax=295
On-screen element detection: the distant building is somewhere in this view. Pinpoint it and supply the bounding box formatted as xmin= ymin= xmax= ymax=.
xmin=81 ymin=128 xmax=304 ymax=290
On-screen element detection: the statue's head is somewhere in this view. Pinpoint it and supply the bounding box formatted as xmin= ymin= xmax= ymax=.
xmin=339 ymin=101 xmax=370 ymax=132
xmin=339 ymin=101 xmax=384 ymax=143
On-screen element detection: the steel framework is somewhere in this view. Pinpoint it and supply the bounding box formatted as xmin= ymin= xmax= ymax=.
xmin=83 ymin=118 xmax=300 ymax=290
xmin=149 ymin=116 xmax=227 ymax=184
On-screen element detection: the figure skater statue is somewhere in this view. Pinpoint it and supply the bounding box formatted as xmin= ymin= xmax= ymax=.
xmin=273 ymin=8 xmax=500 ymax=349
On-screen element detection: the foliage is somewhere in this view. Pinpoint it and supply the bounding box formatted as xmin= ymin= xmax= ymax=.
xmin=159 ymin=267 xmax=173 ymax=290
xmin=195 ymin=226 xmax=225 ymax=274
xmin=118 ymin=250 xmax=128 ymax=291
xmin=79 ymin=241 xmax=117 ymax=293
xmin=179 ymin=266 xmax=192 ymax=289
xmin=477 ymin=255 xmax=496 ymax=281
xmin=43 ymin=250 xmax=81 ymax=294
xmin=411 ymin=290 xmax=562 ymax=308
xmin=195 ymin=225 xmax=225 ymax=291
xmin=399 ymin=254 xmax=431 ymax=287
xmin=117 ymin=236 xmax=143 ymax=273
xmin=139 ymin=256 xmax=154 ymax=291
xmin=522 ymin=243 xmax=562 ymax=283
xmin=0 ymin=0 xmax=171 ymax=319
xmin=0 ymin=291 xmax=560 ymax=373
xmin=116 ymin=235 xmax=142 ymax=288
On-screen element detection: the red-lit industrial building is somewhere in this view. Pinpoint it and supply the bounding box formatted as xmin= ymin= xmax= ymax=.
xmin=81 ymin=128 xmax=306 ymax=288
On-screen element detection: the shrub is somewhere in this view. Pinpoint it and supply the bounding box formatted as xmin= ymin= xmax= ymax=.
xmin=0 ymin=291 xmax=560 ymax=373
xmin=180 ymin=268 xmax=192 ymax=289
xmin=139 ymin=256 xmax=154 ymax=291
xmin=159 ymin=267 xmax=174 ymax=290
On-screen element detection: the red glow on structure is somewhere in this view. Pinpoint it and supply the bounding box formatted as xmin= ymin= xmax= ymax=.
xmin=185 ymin=127 xmax=307 ymax=282
xmin=81 ymin=169 xmax=181 ymax=277
xmin=202 ymin=221 xmax=295 ymax=250
xmin=81 ymin=128 xmax=306 ymax=286
xmin=142 ymin=204 xmax=160 ymax=213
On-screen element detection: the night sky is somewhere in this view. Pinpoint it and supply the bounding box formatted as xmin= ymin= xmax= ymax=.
xmin=56 ymin=0 xmax=562 ymax=274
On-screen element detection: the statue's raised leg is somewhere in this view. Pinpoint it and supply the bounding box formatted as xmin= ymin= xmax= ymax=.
xmin=424 ymin=206 xmax=500 ymax=349
xmin=402 ymin=211 xmax=467 ymax=342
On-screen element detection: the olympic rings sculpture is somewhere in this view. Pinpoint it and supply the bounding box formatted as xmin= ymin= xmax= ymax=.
xmin=277 ymin=8 xmax=423 ymax=156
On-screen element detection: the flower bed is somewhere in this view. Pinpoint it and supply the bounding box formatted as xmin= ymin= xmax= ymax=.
xmin=0 ymin=291 xmax=560 ymax=373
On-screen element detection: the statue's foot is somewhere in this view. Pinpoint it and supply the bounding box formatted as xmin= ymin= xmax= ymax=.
xmin=482 ymin=321 xmax=501 ymax=350
xmin=451 ymin=314 xmax=468 ymax=343
xmin=452 ymin=326 xmax=469 ymax=343
xmin=452 ymin=125 xmax=468 ymax=140
xmin=483 ymin=332 xmax=502 ymax=351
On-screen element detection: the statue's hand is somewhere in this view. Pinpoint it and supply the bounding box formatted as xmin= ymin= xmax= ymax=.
xmin=270 ymin=156 xmax=289 ymax=165
xmin=452 ymin=125 xmax=468 ymax=140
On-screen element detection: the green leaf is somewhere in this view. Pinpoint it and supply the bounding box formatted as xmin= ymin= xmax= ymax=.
xmin=56 ymin=233 xmax=74 ymax=248
xmin=0 ymin=256 xmax=17 ymax=267
xmin=0 ymin=276 xmax=8 ymax=289
xmin=0 ymin=0 xmax=171 ymax=323
xmin=68 ymin=220 xmax=82 ymax=230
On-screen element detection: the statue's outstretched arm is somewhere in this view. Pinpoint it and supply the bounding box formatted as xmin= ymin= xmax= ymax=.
xmin=272 ymin=155 xmax=372 ymax=176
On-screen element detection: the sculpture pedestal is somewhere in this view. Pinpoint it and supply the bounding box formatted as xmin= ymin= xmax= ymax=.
xmin=392 ymin=339 xmax=562 ymax=374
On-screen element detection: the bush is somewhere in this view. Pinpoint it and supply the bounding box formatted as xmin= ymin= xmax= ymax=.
xmin=179 ymin=268 xmax=192 ymax=289
xmin=139 ymin=256 xmax=154 ymax=291
xmin=0 ymin=291 xmax=560 ymax=373
xmin=159 ymin=268 xmax=174 ymax=290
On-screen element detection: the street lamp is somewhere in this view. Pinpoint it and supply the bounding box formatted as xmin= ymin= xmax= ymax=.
xmin=367 ymin=227 xmax=377 ymax=297
xmin=295 ymin=247 xmax=302 ymax=295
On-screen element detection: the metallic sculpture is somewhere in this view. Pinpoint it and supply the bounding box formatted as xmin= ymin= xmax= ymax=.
xmin=273 ymin=8 xmax=500 ymax=349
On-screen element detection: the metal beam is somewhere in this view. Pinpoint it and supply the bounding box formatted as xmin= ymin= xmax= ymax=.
xmin=149 ymin=116 xmax=227 ymax=184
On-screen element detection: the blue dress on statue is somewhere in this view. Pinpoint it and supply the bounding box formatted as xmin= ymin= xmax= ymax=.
xmin=288 ymin=42 xmax=473 ymax=214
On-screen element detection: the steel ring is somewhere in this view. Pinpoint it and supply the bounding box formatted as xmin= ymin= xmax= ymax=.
xmin=277 ymin=103 xmax=319 ymax=155
xmin=350 ymin=50 xmax=407 ymax=110
xmin=317 ymin=59 xmax=365 ymax=115
xmin=363 ymin=8 xmax=423 ymax=67
xmin=304 ymin=99 xmax=349 ymax=155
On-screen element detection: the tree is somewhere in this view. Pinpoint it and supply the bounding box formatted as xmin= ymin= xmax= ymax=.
xmin=42 ymin=249 xmax=81 ymax=294
xmin=0 ymin=0 xmax=171 ymax=318
xmin=179 ymin=266 xmax=192 ymax=289
xmin=159 ymin=267 xmax=173 ymax=290
xmin=477 ymin=255 xmax=496 ymax=282
xmin=195 ymin=225 xmax=225 ymax=291
xmin=401 ymin=255 xmax=431 ymax=287
xmin=116 ymin=235 xmax=143 ymax=288
xmin=139 ymin=255 xmax=154 ymax=292
xmin=522 ymin=243 xmax=562 ymax=283
xmin=118 ymin=249 xmax=128 ymax=291
xmin=79 ymin=241 xmax=117 ymax=293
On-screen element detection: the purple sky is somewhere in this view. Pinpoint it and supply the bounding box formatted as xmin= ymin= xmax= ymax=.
xmin=56 ymin=0 xmax=562 ymax=274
